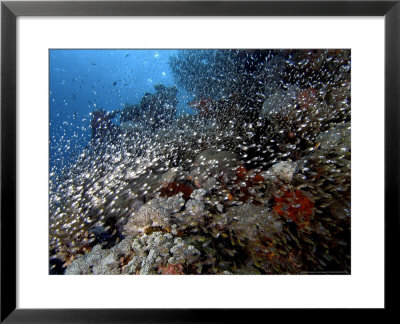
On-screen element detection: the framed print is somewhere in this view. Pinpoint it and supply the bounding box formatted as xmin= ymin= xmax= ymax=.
xmin=1 ymin=0 xmax=398 ymax=322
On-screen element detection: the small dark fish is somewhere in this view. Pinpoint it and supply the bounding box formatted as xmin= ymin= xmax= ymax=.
xmin=88 ymin=226 xmax=114 ymax=243
xmin=113 ymin=81 xmax=117 ymax=86
xmin=91 ymin=63 xmax=96 ymax=65
xmin=125 ymin=54 xmax=130 ymax=58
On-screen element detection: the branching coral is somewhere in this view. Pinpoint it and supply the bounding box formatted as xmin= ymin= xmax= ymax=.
xmin=65 ymin=237 xmax=133 ymax=275
xmin=128 ymin=232 xmax=174 ymax=274
xmin=125 ymin=232 xmax=201 ymax=275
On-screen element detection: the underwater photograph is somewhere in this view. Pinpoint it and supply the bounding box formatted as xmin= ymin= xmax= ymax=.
xmin=49 ymin=49 xmax=351 ymax=275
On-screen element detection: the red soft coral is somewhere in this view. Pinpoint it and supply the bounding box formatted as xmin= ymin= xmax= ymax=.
xmin=158 ymin=264 xmax=184 ymax=275
xmin=273 ymin=189 xmax=314 ymax=225
xmin=160 ymin=181 xmax=194 ymax=200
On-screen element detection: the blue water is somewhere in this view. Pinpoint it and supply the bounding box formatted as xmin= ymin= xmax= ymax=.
xmin=49 ymin=49 xmax=194 ymax=174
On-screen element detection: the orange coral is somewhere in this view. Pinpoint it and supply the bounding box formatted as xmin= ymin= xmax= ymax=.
xmin=236 ymin=166 xmax=264 ymax=183
xmin=273 ymin=189 xmax=314 ymax=224
xmin=236 ymin=165 xmax=248 ymax=180
xmin=160 ymin=181 xmax=194 ymax=200
xmin=251 ymin=172 xmax=264 ymax=183
xmin=158 ymin=264 xmax=184 ymax=275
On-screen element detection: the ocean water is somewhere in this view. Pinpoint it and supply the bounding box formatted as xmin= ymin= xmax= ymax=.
xmin=49 ymin=49 xmax=351 ymax=275
xmin=50 ymin=49 xmax=196 ymax=174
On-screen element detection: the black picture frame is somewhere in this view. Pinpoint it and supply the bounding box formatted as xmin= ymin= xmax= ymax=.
xmin=1 ymin=0 xmax=398 ymax=322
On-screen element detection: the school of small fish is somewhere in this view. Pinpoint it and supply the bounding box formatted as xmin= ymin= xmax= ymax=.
xmin=50 ymin=50 xmax=351 ymax=275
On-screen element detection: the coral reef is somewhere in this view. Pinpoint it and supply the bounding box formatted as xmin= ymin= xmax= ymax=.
xmin=123 ymin=194 xmax=185 ymax=235
xmin=120 ymin=84 xmax=178 ymax=130
xmin=65 ymin=237 xmax=133 ymax=275
xmin=126 ymin=232 xmax=200 ymax=275
xmin=169 ymin=50 xmax=269 ymax=99
xmin=190 ymin=149 xmax=238 ymax=188
xmin=127 ymin=232 xmax=174 ymax=275
xmin=266 ymin=161 xmax=297 ymax=182
xmin=50 ymin=49 xmax=351 ymax=275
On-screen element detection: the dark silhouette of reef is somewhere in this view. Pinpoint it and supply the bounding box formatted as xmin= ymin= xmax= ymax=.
xmin=120 ymin=84 xmax=178 ymax=130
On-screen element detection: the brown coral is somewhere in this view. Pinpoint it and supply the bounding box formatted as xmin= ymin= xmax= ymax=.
xmin=123 ymin=204 xmax=170 ymax=236
xmin=160 ymin=181 xmax=194 ymax=200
